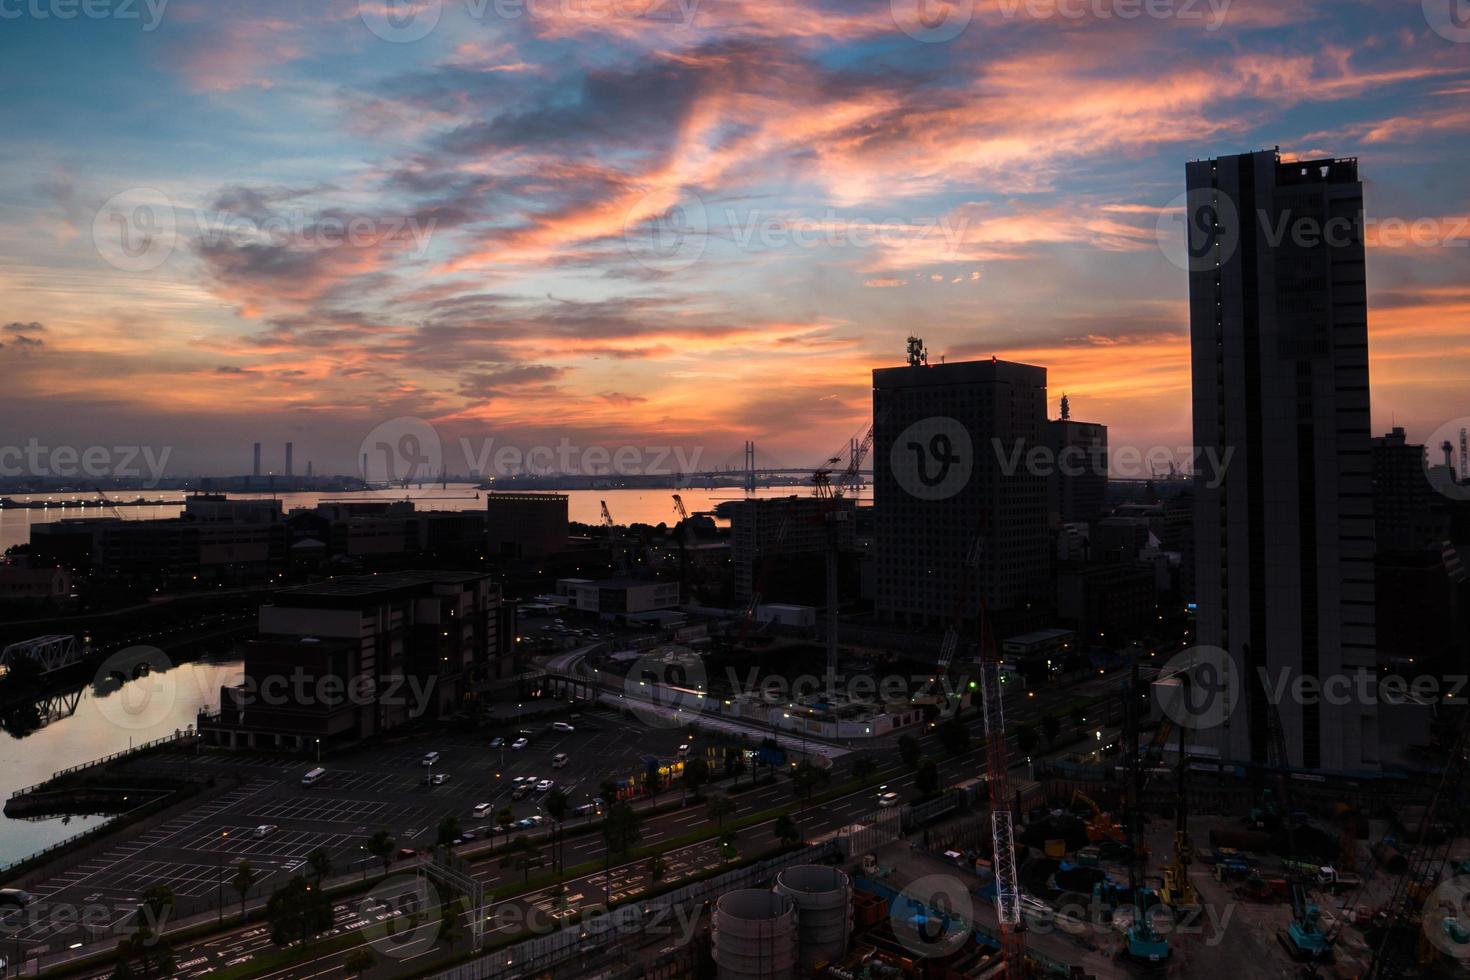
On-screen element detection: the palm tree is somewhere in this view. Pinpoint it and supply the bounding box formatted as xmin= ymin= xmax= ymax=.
xmin=367 ymin=830 xmax=396 ymax=873
xmin=646 ymin=854 xmax=667 ymax=889
xmin=305 ymin=847 xmax=332 ymax=888
xmin=496 ymin=805 xmax=515 ymax=843
xmin=500 ymin=837 xmax=541 ymax=883
xmin=545 ymin=788 xmax=569 ymax=874
xmin=706 ymin=793 xmax=735 ymax=830
xmin=773 ymin=813 xmax=801 ymax=848
xmin=231 ymin=860 xmax=257 ymax=922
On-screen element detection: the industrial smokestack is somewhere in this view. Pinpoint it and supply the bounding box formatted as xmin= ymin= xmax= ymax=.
xmin=285 ymin=442 xmax=294 ymax=477
xmin=253 ymin=443 xmax=261 ymax=478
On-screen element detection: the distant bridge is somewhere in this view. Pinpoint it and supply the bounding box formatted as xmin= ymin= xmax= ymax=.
xmin=0 ymin=635 xmax=84 ymax=678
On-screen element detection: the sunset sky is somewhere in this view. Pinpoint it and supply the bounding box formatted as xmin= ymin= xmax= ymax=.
xmin=1 ymin=0 xmax=1467 ymax=477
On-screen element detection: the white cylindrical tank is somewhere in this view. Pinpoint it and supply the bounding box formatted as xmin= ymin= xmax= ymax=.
xmin=773 ymin=865 xmax=853 ymax=971
xmin=712 ymin=889 xmax=799 ymax=980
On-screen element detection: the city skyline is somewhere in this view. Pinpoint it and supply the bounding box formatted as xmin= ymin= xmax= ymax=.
xmin=3 ymin=0 xmax=1469 ymax=475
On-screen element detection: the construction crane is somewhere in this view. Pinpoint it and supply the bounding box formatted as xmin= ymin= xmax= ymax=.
xmin=1366 ymin=711 xmax=1470 ymax=979
xmin=671 ymin=494 xmax=691 ymax=602
xmin=599 ymin=500 xmax=631 ymax=576
xmin=977 ymin=604 xmax=1027 ymax=972
xmin=1121 ymin=661 xmax=1170 ymax=964
xmin=810 ymin=419 xmax=877 ymax=676
xmin=1159 ymin=683 xmax=1198 ymax=917
xmin=92 ymin=486 xmax=124 ymax=520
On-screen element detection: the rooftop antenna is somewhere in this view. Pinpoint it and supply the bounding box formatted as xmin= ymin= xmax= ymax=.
xmin=1060 ymin=393 xmax=1071 ymax=421
xmin=905 ymin=336 xmax=928 ymax=368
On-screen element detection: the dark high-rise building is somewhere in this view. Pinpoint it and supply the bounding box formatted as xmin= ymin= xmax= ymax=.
xmin=1188 ymin=149 xmax=1377 ymax=771
xmin=1047 ymin=411 xmax=1108 ymax=525
xmin=1371 ymin=427 xmax=1448 ymax=552
xmin=252 ymin=442 xmax=261 ymax=478
xmin=873 ymin=356 xmax=1049 ymax=628
xmin=285 ymin=441 xmax=294 ymax=478
xmin=486 ymin=492 xmax=568 ymax=559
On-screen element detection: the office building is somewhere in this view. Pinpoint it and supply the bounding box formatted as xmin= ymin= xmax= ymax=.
xmin=729 ymin=496 xmax=856 ymax=606
xmin=557 ymin=577 xmax=682 ymax=615
xmin=1046 ymin=403 xmax=1108 ymax=525
xmin=872 ymin=356 xmax=1049 ymax=627
xmin=486 ymin=492 xmax=569 ymax=559
xmin=1371 ymin=427 xmax=1448 ymax=552
xmin=1187 ymin=149 xmax=1377 ymax=770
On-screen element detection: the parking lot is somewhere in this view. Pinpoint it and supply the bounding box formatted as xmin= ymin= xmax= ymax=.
xmin=2 ymin=705 xmax=711 ymax=953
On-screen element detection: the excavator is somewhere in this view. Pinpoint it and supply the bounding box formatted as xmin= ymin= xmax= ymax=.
xmin=1073 ymin=790 xmax=1125 ymax=844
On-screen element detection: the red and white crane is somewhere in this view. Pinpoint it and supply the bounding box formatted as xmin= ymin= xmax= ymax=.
xmin=978 ymin=604 xmax=1026 ymax=971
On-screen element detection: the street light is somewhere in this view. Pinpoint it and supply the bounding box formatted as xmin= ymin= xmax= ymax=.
xmin=315 ymin=737 xmax=321 ymax=763
xmin=216 ymin=829 xmax=230 ymax=924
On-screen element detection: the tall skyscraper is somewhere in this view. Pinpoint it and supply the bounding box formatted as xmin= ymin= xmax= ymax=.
xmin=285 ymin=442 xmax=294 ymax=478
xmin=252 ymin=442 xmax=261 ymax=478
xmin=1046 ymin=404 xmax=1108 ymax=526
xmin=1187 ymin=149 xmax=1377 ymax=771
xmin=873 ymin=355 xmax=1049 ymax=629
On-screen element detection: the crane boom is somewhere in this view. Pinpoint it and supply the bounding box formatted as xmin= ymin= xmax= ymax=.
xmin=979 ymin=605 xmax=1025 ymax=968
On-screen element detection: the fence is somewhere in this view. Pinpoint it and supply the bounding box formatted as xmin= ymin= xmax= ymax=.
xmin=429 ymin=842 xmax=841 ymax=980
xmin=9 ymin=728 xmax=199 ymax=799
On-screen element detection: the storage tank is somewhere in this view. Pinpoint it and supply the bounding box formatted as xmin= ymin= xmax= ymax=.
xmin=773 ymin=865 xmax=852 ymax=970
xmin=712 ymin=889 xmax=799 ymax=980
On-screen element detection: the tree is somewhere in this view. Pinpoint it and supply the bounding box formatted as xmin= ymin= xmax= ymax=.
xmin=139 ymin=884 xmax=175 ymax=926
xmin=706 ymin=792 xmax=735 ymax=829
xmin=368 ymin=830 xmax=396 ymax=873
xmin=938 ymin=717 xmax=970 ymax=756
xmin=897 ymin=734 xmax=921 ymax=770
xmin=344 ymin=947 xmax=376 ymax=978
xmin=1042 ymin=713 xmax=1062 ymax=747
xmin=642 ymin=765 xmax=663 ymax=800
xmin=724 ymin=751 xmax=747 ymax=788
xmin=306 ymin=846 xmax=333 ymax=887
xmin=852 ymin=756 xmax=878 ymax=785
xmin=1016 ymin=723 xmax=1040 ymax=756
xmin=599 ymin=778 xmax=620 ymax=806
xmin=496 ymin=806 xmax=515 ymax=842
xmin=232 ymin=860 xmax=257 ymax=921
xmin=545 ymin=788 xmax=569 ymax=874
xmin=719 ymin=828 xmax=739 ymax=863
xmin=436 ymin=815 xmax=462 ymax=850
xmin=646 ymin=854 xmax=667 ymax=888
xmin=603 ymin=802 xmax=643 ymax=856
xmin=915 ymin=757 xmax=940 ymax=798
xmin=789 ymin=760 xmax=828 ymax=806
xmin=683 ymin=756 xmax=710 ymax=800
xmin=265 ymin=875 xmax=333 ymax=948
xmin=500 ymin=837 xmax=542 ymax=882
xmin=773 ymin=813 xmax=801 ymax=848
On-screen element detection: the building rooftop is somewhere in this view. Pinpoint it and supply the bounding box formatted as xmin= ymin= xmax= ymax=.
xmin=277 ymin=570 xmax=487 ymax=599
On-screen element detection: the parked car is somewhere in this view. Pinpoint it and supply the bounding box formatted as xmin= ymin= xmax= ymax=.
xmin=0 ymin=889 xmax=33 ymax=910
xmin=422 ymin=751 xmax=441 ymax=766
xmin=552 ymin=752 xmax=569 ymax=768
xmin=552 ymin=721 xmax=576 ymax=733
xmin=877 ymin=792 xmax=900 ymax=808
xmin=512 ymin=783 xmax=531 ymax=800
xmin=254 ymin=824 xmax=278 ymax=837
xmin=473 ymin=802 xmax=494 ymax=818
xmin=489 ymin=737 xmax=505 ymax=749
xmin=432 ymin=773 xmax=451 ymax=785
xmin=535 ymin=779 xmax=555 ymax=793
xmin=511 ymin=738 xmax=529 ymax=750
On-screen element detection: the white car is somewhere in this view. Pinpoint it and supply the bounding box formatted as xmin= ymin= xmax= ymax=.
xmin=535 ymin=779 xmax=554 ymax=793
xmin=877 ymin=792 xmax=900 ymax=808
xmin=254 ymin=824 xmax=278 ymax=837
xmin=552 ymin=721 xmax=575 ymax=733
xmin=511 ymin=737 xmax=529 ymax=750
xmin=473 ymin=803 xmax=493 ymax=818
xmin=422 ymin=751 xmax=441 ymax=766
xmin=432 ymin=773 xmax=451 ymax=785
